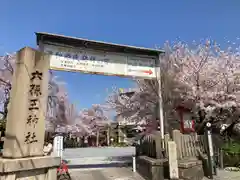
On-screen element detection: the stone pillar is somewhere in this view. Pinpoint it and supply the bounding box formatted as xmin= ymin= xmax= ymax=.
xmin=168 ymin=141 xmax=179 ymax=179
xmin=3 ymin=47 xmax=49 ymax=158
xmin=0 ymin=47 xmax=60 ymax=180
xmin=172 ymin=129 xmax=182 ymax=159
xmin=153 ymin=131 xmax=163 ymax=159
xmin=164 ymin=133 xmax=170 ymax=158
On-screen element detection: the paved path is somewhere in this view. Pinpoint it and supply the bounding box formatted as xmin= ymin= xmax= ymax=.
xmin=63 ymin=147 xmax=135 ymax=167
xmin=69 ymin=168 xmax=145 ymax=180
xmin=63 ymin=147 xmax=240 ymax=180
xmin=63 ymin=147 xmax=138 ymax=180
xmin=63 ymin=147 xmax=135 ymax=158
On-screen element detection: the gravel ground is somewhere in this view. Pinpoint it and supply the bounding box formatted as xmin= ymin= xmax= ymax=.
xmin=202 ymin=169 xmax=240 ymax=180
xmin=69 ymin=167 xmax=145 ymax=180
xmin=69 ymin=168 xmax=240 ymax=180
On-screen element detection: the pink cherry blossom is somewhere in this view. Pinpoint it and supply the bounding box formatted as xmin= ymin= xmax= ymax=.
xmin=106 ymin=39 xmax=240 ymax=135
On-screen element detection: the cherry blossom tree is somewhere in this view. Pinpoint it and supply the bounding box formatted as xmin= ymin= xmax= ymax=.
xmin=106 ymin=87 xmax=158 ymax=132
xmin=0 ymin=54 xmax=15 ymax=119
xmin=107 ymin=39 xmax=240 ymax=136
xmin=73 ymin=104 xmax=110 ymax=145
xmin=75 ymin=104 xmax=110 ymax=134
xmin=0 ymin=54 xmax=76 ymax=133
xmin=46 ymin=71 xmax=78 ymax=132
xmin=163 ymin=40 xmax=240 ymax=134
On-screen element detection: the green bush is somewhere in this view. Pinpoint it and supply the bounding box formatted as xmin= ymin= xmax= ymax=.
xmin=222 ymin=141 xmax=240 ymax=167
xmin=0 ymin=119 xmax=6 ymax=130
xmin=222 ymin=141 xmax=240 ymax=154
xmin=111 ymin=142 xmax=128 ymax=147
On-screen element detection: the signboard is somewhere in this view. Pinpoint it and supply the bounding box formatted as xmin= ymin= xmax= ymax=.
xmin=181 ymin=113 xmax=195 ymax=133
xmin=44 ymin=44 xmax=156 ymax=79
xmin=183 ymin=120 xmax=194 ymax=129
xmin=53 ymin=135 xmax=63 ymax=158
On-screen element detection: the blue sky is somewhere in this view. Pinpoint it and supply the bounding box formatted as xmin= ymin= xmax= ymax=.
xmin=1 ymin=0 xmax=240 ymax=111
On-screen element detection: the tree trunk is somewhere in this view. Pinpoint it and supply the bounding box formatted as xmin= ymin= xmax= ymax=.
xmin=96 ymin=131 xmax=99 ymax=146
xmin=118 ymin=125 xmax=121 ymax=143
xmin=107 ymin=126 xmax=110 ymax=146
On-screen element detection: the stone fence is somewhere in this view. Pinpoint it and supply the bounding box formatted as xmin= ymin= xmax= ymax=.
xmin=138 ymin=130 xmax=208 ymax=159
xmin=169 ymin=130 xmax=208 ymax=159
xmin=136 ymin=130 xmax=209 ymax=180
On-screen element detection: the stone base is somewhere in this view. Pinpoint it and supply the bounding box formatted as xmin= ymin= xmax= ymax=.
xmin=177 ymin=159 xmax=204 ymax=180
xmin=0 ymin=156 xmax=61 ymax=180
xmin=136 ymin=156 xmax=168 ymax=180
xmin=136 ymin=156 xmax=204 ymax=180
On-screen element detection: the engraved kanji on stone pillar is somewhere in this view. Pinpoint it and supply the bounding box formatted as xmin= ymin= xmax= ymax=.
xmin=3 ymin=47 xmax=49 ymax=158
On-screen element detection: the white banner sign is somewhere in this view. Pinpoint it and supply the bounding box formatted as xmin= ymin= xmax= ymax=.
xmin=53 ymin=135 xmax=63 ymax=158
xmin=44 ymin=45 xmax=157 ymax=78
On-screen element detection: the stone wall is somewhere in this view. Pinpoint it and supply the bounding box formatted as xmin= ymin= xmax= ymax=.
xmin=136 ymin=130 xmax=207 ymax=180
